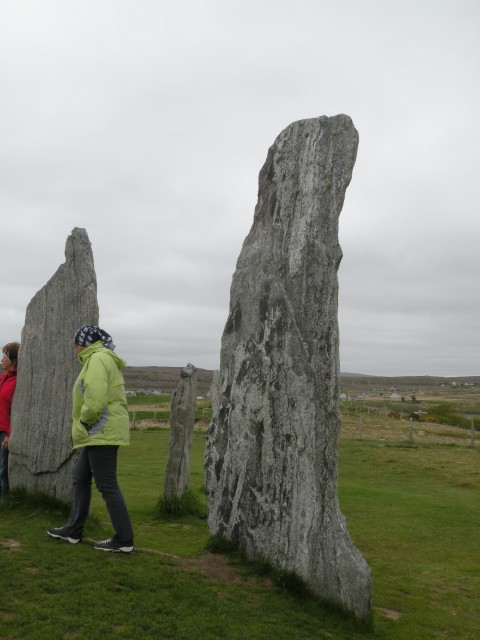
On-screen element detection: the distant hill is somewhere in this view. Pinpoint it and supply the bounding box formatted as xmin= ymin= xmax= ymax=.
xmin=124 ymin=367 xmax=479 ymax=395
xmin=123 ymin=366 xmax=214 ymax=394
xmin=340 ymin=373 xmax=480 ymax=386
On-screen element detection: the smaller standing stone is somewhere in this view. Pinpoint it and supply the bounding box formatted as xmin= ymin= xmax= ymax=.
xmin=163 ymin=363 xmax=197 ymax=499
xmin=9 ymin=227 xmax=98 ymax=502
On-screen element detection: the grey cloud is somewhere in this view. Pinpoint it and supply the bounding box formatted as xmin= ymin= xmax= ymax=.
xmin=1 ymin=0 xmax=479 ymax=375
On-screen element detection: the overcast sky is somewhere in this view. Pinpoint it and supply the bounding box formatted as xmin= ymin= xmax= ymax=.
xmin=1 ymin=0 xmax=479 ymax=376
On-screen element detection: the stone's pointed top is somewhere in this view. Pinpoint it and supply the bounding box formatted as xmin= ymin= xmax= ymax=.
xmin=274 ymin=113 xmax=358 ymax=143
xmin=181 ymin=363 xmax=197 ymax=378
xmin=64 ymin=228 xmax=93 ymax=264
xmin=67 ymin=227 xmax=90 ymax=245
xmin=71 ymin=226 xmax=89 ymax=236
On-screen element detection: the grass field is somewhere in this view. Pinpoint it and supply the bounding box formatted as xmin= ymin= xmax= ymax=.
xmin=1 ymin=411 xmax=479 ymax=639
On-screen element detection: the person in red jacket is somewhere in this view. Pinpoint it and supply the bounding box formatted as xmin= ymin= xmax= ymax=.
xmin=0 ymin=342 xmax=20 ymax=500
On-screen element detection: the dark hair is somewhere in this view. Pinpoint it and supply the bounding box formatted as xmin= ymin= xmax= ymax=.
xmin=3 ymin=342 xmax=20 ymax=365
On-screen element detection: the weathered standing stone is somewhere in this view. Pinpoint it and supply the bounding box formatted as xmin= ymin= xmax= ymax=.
xmin=163 ymin=363 xmax=197 ymax=499
xmin=205 ymin=115 xmax=371 ymax=620
xmin=9 ymin=228 xmax=98 ymax=503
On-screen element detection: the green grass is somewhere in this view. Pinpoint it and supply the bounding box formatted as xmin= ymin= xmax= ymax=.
xmin=129 ymin=410 xmax=171 ymax=421
xmin=127 ymin=394 xmax=171 ymax=405
xmin=1 ymin=431 xmax=479 ymax=639
xmin=339 ymin=441 xmax=480 ymax=638
xmin=127 ymin=395 xmax=212 ymax=425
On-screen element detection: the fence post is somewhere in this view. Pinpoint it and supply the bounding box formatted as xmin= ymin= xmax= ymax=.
xmin=132 ymin=411 xmax=136 ymax=431
xmin=359 ymin=415 xmax=363 ymax=440
xmin=409 ymin=417 xmax=414 ymax=444
xmin=471 ymin=418 xmax=475 ymax=447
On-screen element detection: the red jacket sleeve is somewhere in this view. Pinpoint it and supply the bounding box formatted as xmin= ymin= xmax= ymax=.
xmin=0 ymin=373 xmax=17 ymax=438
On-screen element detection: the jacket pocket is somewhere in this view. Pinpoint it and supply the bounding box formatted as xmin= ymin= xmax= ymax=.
xmin=88 ymin=406 xmax=109 ymax=437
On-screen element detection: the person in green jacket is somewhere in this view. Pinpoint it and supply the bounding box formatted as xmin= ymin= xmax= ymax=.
xmin=47 ymin=326 xmax=134 ymax=552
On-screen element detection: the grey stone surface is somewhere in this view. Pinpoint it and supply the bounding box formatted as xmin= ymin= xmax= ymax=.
xmin=204 ymin=115 xmax=371 ymax=620
xmin=164 ymin=363 xmax=197 ymax=499
xmin=9 ymin=228 xmax=98 ymax=503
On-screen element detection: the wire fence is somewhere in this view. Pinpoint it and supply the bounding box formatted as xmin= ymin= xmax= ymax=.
xmin=341 ymin=409 xmax=477 ymax=448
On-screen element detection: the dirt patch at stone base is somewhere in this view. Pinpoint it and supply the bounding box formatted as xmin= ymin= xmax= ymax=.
xmin=180 ymin=552 xmax=271 ymax=586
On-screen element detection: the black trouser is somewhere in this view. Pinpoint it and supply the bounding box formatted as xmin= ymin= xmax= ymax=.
xmin=65 ymin=446 xmax=134 ymax=543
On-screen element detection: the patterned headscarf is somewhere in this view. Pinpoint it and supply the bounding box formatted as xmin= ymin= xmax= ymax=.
xmin=73 ymin=325 xmax=116 ymax=351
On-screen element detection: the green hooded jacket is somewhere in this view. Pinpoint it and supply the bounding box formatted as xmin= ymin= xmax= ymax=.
xmin=71 ymin=341 xmax=130 ymax=449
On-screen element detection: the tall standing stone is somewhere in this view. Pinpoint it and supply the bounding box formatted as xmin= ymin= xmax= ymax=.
xmin=164 ymin=363 xmax=197 ymax=499
xmin=205 ymin=115 xmax=371 ymax=620
xmin=9 ymin=228 xmax=98 ymax=503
